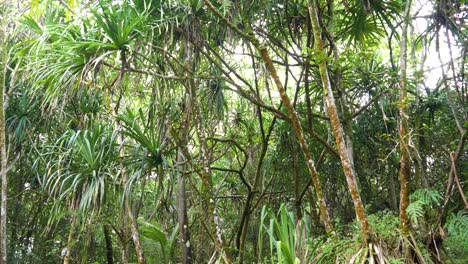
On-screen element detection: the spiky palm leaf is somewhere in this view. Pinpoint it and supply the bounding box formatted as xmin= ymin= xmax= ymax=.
xmin=338 ymin=0 xmax=402 ymax=46
xmin=117 ymin=107 xmax=168 ymax=168
xmin=90 ymin=0 xmax=151 ymax=50
xmin=40 ymin=125 xmax=118 ymax=215
xmin=258 ymin=205 xmax=311 ymax=264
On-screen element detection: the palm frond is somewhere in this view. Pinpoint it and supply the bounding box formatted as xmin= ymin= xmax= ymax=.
xmin=40 ymin=125 xmax=117 ymax=215
xmin=90 ymin=0 xmax=150 ymax=50
xmin=117 ymin=107 xmax=167 ymax=168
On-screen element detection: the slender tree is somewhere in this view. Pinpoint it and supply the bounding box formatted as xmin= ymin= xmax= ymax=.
xmin=398 ymin=0 xmax=412 ymax=235
xmin=175 ymin=52 xmax=194 ymax=264
xmin=308 ymin=0 xmax=370 ymax=241
xmin=0 ymin=13 xmax=8 ymax=263
xmin=103 ymin=225 xmax=114 ymax=264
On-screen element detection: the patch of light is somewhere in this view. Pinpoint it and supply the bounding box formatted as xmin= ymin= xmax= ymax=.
xmin=413 ymin=0 xmax=461 ymax=89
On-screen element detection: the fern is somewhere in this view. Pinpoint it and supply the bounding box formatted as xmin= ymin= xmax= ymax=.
xmin=409 ymin=188 xmax=442 ymax=206
xmin=445 ymin=210 xmax=468 ymax=240
xmin=407 ymin=188 xmax=442 ymax=226
xmin=406 ymin=201 xmax=425 ymax=225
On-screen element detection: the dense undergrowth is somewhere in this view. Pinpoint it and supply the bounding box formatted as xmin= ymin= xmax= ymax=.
xmin=0 ymin=0 xmax=466 ymax=263
xmin=134 ymin=195 xmax=468 ymax=263
xmin=254 ymin=200 xmax=467 ymax=263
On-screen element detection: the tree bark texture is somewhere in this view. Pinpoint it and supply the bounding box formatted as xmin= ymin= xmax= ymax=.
xmin=398 ymin=0 xmax=412 ymax=235
xmin=103 ymin=225 xmax=114 ymax=264
xmin=177 ymin=147 xmax=192 ymax=264
xmin=0 ymin=23 xmax=8 ymax=264
xmin=63 ymin=214 xmax=76 ymax=264
xmin=308 ymin=0 xmax=370 ymax=241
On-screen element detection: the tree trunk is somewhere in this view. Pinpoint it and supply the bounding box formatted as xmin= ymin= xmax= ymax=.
xmin=238 ymin=116 xmax=276 ymax=264
xmin=182 ymin=39 xmax=231 ymax=262
xmin=255 ymin=35 xmax=333 ymax=232
xmin=177 ymin=147 xmax=192 ymax=264
xmin=103 ymin=225 xmax=114 ymax=264
xmin=194 ymin=100 xmax=232 ymax=263
xmin=237 ymin=192 xmax=252 ymax=263
xmin=293 ymin=138 xmax=302 ymax=219
xmin=128 ymin=203 xmax=145 ymax=264
xmin=120 ymin=140 xmax=145 ymax=264
xmin=115 ymin=50 xmax=145 ymax=264
xmin=389 ymin=165 xmax=398 ymax=212
xmin=118 ymin=227 xmax=129 ymax=264
xmin=63 ymin=214 xmax=77 ymax=264
xmin=308 ymin=0 xmax=370 ymax=241
xmin=398 ymin=0 xmax=412 ymax=235
xmin=175 ymin=46 xmax=194 ymax=263
xmin=0 ymin=24 xmax=8 ymax=264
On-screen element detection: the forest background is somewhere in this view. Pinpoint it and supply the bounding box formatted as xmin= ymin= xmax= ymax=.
xmin=0 ymin=0 xmax=466 ymax=263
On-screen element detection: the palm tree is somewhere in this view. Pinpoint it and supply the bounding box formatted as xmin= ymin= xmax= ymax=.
xmin=19 ymin=1 xmax=155 ymax=262
xmin=40 ymin=125 xmax=118 ymax=263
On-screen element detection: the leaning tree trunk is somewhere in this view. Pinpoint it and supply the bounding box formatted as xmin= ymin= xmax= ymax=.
xmin=398 ymin=0 xmax=412 ymax=235
xmin=308 ymin=0 xmax=370 ymax=241
xmin=202 ymin=0 xmax=332 ymax=232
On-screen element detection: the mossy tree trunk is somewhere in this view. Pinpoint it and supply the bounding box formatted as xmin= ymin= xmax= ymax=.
xmin=308 ymin=0 xmax=370 ymax=241
xmin=0 ymin=20 xmax=8 ymax=264
xmin=398 ymin=0 xmax=412 ymax=235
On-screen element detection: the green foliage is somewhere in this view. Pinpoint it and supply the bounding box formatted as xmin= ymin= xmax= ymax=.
xmin=337 ymin=0 xmax=402 ymax=46
xmin=90 ymin=0 xmax=151 ymax=50
xmin=6 ymin=89 xmax=40 ymax=144
xmin=407 ymin=188 xmax=442 ymax=225
xmin=445 ymin=210 xmax=468 ymax=241
xmin=39 ymin=124 xmax=118 ymax=215
xmin=4 ymin=0 xmax=466 ymax=262
xmin=313 ymin=231 xmax=354 ymax=264
xmin=203 ymin=79 xmax=227 ymax=121
xmin=443 ymin=210 xmax=468 ymax=262
xmin=117 ymin=107 xmax=167 ymax=168
xmin=138 ymin=218 xmax=178 ymax=263
xmin=368 ymin=211 xmax=400 ymax=244
xmin=258 ymin=205 xmax=313 ymax=264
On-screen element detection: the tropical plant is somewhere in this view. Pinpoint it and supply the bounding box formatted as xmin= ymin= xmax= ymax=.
xmin=138 ymin=218 xmax=178 ymax=263
xmin=258 ymin=205 xmax=316 ymax=264
xmin=1 ymin=0 xmax=466 ymax=263
xmin=406 ymin=188 xmax=442 ymax=226
xmin=40 ymin=124 xmax=118 ymax=215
